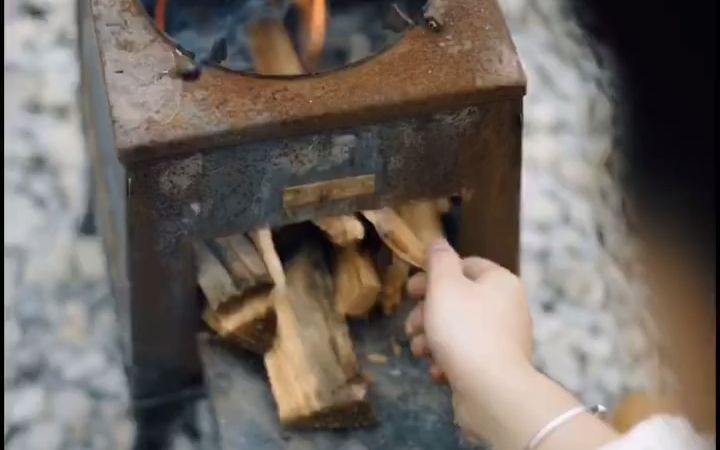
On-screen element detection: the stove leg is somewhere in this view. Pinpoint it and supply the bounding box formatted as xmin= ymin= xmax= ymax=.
xmin=132 ymin=397 xmax=203 ymax=450
xmin=458 ymin=100 xmax=522 ymax=274
xmin=125 ymin=180 xmax=204 ymax=447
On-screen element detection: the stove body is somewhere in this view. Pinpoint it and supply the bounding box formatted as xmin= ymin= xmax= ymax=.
xmin=78 ymin=0 xmax=525 ymax=446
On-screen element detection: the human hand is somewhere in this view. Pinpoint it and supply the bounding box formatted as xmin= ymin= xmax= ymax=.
xmin=405 ymin=239 xmax=534 ymax=436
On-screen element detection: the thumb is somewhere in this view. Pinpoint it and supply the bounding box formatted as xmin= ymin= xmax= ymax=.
xmin=427 ymin=239 xmax=463 ymax=294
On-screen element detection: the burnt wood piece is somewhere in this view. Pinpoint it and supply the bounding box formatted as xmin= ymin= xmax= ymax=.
xmin=203 ymin=288 xmax=276 ymax=354
xmin=334 ymin=245 xmax=381 ymax=318
xmin=264 ymin=246 xmax=374 ymax=428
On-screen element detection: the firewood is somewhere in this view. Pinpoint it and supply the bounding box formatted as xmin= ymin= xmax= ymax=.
xmin=202 ymin=288 xmax=276 ymax=354
xmin=380 ymin=254 xmax=410 ymax=315
xmin=362 ymin=208 xmax=426 ymax=269
xmin=195 ymin=238 xmax=277 ymax=353
xmin=366 ymin=353 xmax=388 ymax=364
xmin=396 ymin=200 xmax=445 ymax=247
xmin=247 ymin=19 xmax=304 ymax=75
xmin=194 ymin=242 xmax=243 ymax=310
xmin=334 ymin=245 xmax=381 ymax=317
xmin=249 ymin=228 xmax=286 ymax=286
xmin=210 ymin=234 xmax=273 ymax=294
xmin=264 ymin=246 xmax=374 ymax=428
xmin=294 ymin=0 xmax=326 ymax=70
xmin=314 ymin=215 xmax=365 ymax=246
xmin=435 ymin=198 xmax=451 ymax=214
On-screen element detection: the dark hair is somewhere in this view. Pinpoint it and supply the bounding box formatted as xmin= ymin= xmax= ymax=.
xmin=569 ymin=0 xmax=716 ymax=290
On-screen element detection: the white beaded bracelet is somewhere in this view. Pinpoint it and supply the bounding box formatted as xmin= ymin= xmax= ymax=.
xmin=525 ymin=404 xmax=607 ymax=450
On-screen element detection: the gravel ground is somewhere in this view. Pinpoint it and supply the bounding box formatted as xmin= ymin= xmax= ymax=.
xmin=4 ymin=0 xmax=658 ymax=448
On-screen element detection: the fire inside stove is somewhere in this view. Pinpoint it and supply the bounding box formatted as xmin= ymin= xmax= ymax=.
xmin=139 ymin=0 xmax=427 ymax=74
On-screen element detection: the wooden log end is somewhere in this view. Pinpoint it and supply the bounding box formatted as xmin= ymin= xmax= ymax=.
xmin=279 ymin=378 xmax=376 ymax=429
xmin=204 ymin=289 xmax=277 ymax=354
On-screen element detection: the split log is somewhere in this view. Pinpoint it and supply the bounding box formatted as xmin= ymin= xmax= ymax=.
xmin=194 ymin=242 xmax=243 ymax=310
xmin=314 ymin=215 xmax=365 ymax=246
xmin=396 ymin=200 xmax=445 ymax=247
xmin=334 ymin=246 xmax=381 ymax=317
xmin=371 ymin=201 xmax=445 ymax=315
xmin=264 ymin=246 xmax=374 ymax=428
xmin=247 ymin=19 xmax=304 ymax=75
xmin=380 ymin=255 xmax=410 ymax=315
xmin=249 ymin=228 xmax=286 ymax=286
xmin=203 ymin=288 xmax=276 ymax=354
xmin=362 ymin=208 xmax=426 ymax=269
xmin=209 ymin=234 xmax=273 ymax=294
xmin=195 ymin=240 xmax=277 ymax=353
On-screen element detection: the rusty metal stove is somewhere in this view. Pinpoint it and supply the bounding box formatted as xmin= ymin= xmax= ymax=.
xmin=78 ymin=0 xmax=525 ymax=447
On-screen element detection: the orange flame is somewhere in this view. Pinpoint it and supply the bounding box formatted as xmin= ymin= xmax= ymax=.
xmin=295 ymin=0 xmax=327 ymax=71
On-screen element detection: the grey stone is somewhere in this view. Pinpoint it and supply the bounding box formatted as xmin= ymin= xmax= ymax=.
xmin=72 ymin=237 xmax=106 ymax=281
xmin=6 ymin=386 xmax=46 ymax=426
xmin=7 ymin=420 xmax=64 ymax=450
xmin=50 ymin=387 xmax=93 ymax=427
xmin=59 ymin=350 xmax=108 ymax=382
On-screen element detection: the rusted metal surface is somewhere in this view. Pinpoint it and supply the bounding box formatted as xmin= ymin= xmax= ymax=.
xmin=90 ymin=0 xmax=525 ymax=163
xmin=127 ymin=104 xmax=487 ymax=253
xmin=458 ymin=99 xmax=523 ymax=273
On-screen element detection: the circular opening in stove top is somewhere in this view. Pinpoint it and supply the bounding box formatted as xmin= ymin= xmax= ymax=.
xmin=139 ymin=0 xmax=426 ymax=75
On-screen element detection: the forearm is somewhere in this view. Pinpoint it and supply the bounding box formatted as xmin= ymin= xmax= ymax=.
xmin=459 ymin=365 xmax=619 ymax=450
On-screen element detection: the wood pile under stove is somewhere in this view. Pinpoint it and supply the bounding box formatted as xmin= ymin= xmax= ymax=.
xmin=185 ymin=6 xmax=452 ymax=428
xmin=78 ymin=0 xmax=525 ymax=446
xmin=198 ymin=201 xmax=448 ymax=427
